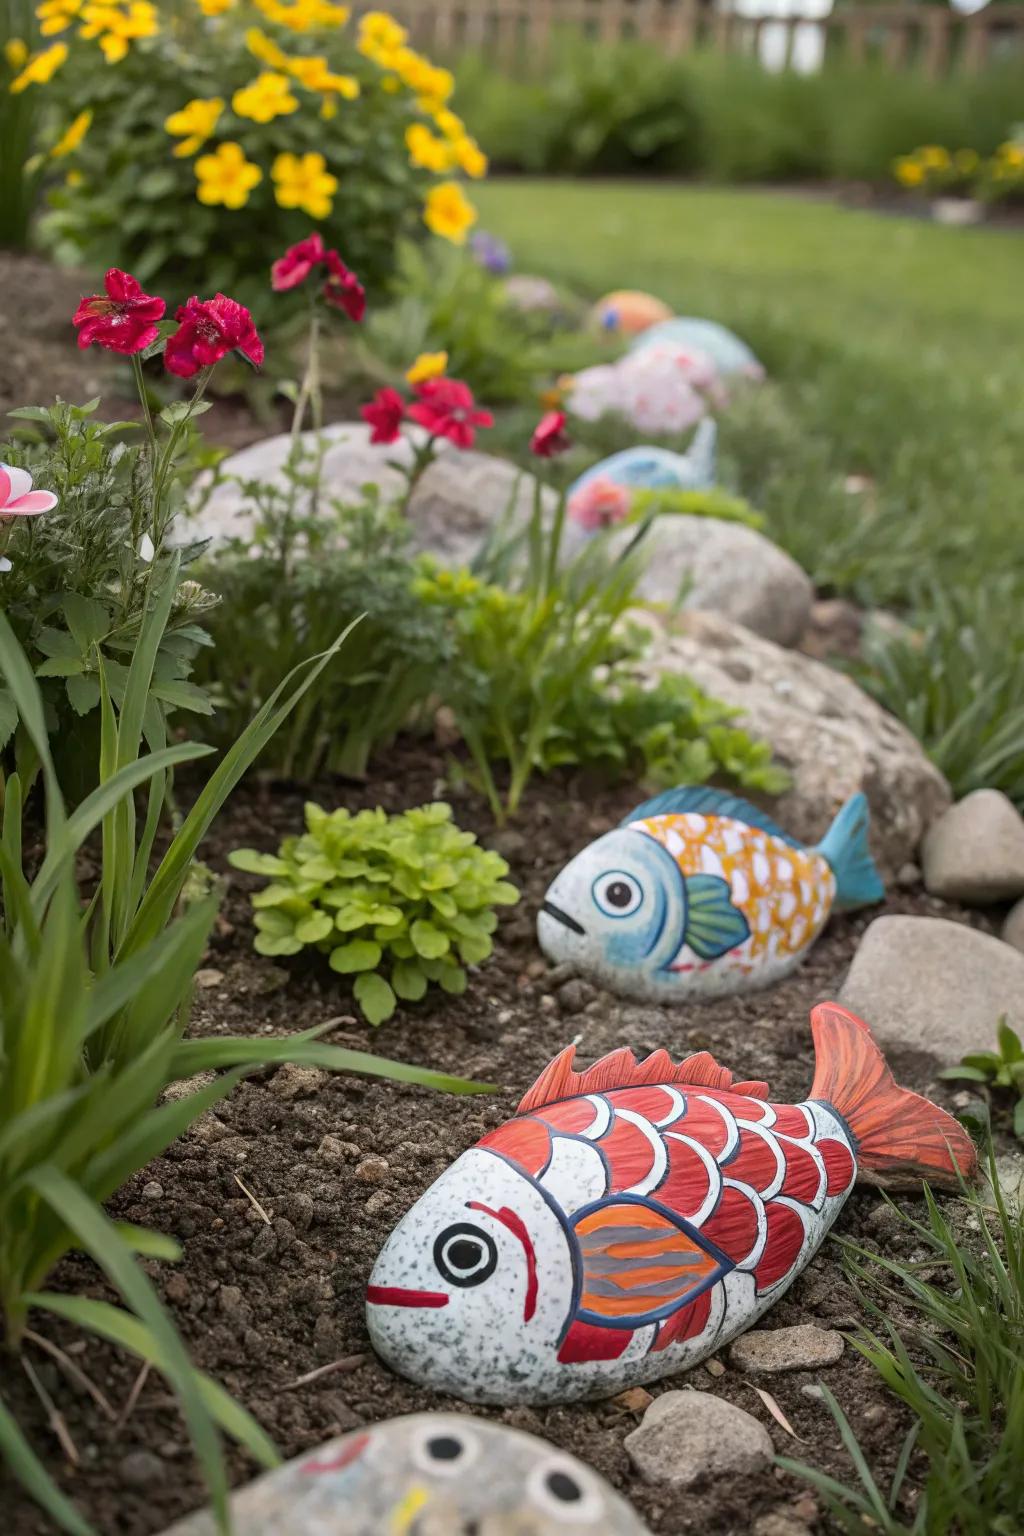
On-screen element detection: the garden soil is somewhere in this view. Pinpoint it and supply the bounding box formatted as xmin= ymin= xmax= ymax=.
xmin=1 ymin=744 xmax=1006 ymax=1536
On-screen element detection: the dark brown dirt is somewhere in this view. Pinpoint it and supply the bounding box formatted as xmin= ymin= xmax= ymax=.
xmin=0 ymin=744 xmax=1005 ymax=1536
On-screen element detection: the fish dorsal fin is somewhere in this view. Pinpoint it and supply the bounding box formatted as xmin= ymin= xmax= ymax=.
xmin=623 ymin=788 xmax=802 ymax=850
xmin=517 ymin=1044 xmax=769 ymax=1115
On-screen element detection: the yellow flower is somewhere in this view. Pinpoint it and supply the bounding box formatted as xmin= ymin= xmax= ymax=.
xmin=357 ymin=8 xmax=406 ymax=59
xmin=272 ymin=149 xmax=337 ymax=218
xmin=196 ymin=0 xmax=234 ymax=13
xmin=405 ymin=122 xmax=452 ymax=173
xmin=954 ymin=148 xmax=979 ymax=174
xmin=380 ymin=73 xmax=399 ymax=93
xmin=433 ymin=108 xmax=464 ymax=141
xmin=165 ymin=96 xmax=224 ymax=157
xmin=99 ymin=31 xmax=127 ymax=59
xmin=245 ymin=25 xmax=290 ymax=68
xmin=406 ymin=351 xmax=448 ymax=385
xmin=424 ymin=181 xmax=476 ymax=245
xmin=288 ymin=54 xmax=358 ymax=96
xmin=65 ymin=168 xmax=84 ymax=186
xmin=35 ymin=0 xmax=81 ymax=35
xmin=893 ymin=157 xmax=925 ymax=188
xmin=918 ymin=144 xmax=950 ymax=170
xmin=233 ymin=70 xmax=299 ymax=123
xmin=998 ymin=141 xmax=1024 ymax=168
xmin=3 ymin=37 xmax=29 ymax=67
xmin=195 ymin=141 xmax=263 ymax=209
xmin=51 ymin=107 xmax=92 ymax=156
xmin=453 ymin=135 xmax=487 ymax=179
xmin=253 ymin=0 xmax=348 ymax=30
xmin=10 ymin=40 xmax=68 ymax=91
xmin=320 ymin=97 xmax=337 ymax=119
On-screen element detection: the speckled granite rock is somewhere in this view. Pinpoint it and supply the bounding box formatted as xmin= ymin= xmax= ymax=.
xmin=158 ymin=1415 xmax=650 ymax=1535
xmin=730 ymin=1323 xmax=844 ymax=1373
xmin=625 ymin=1390 xmax=773 ymax=1486
xmin=627 ymin=609 xmax=951 ymax=879
xmin=1003 ymin=898 xmax=1024 ymax=954
xmin=921 ymin=790 xmax=1024 ymax=905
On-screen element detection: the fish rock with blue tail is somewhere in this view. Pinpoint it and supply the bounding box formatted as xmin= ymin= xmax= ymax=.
xmin=537 ymin=787 xmax=884 ymax=1001
xmin=365 ymin=1004 xmax=975 ymax=1404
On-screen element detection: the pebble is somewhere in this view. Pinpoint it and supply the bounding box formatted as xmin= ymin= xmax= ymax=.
xmin=217 ymin=1285 xmax=251 ymax=1322
xmin=194 ymin=968 xmax=225 ymax=989
xmin=921 ymin=789 xmax=1024 ymax=904
xmin=895 ymin=862 xmax=921 ymax=888
xmin=269 ymin=1065 xmax=329 ymax=1101
xmin=800 ymin=1384 xmax=827 ymax=1402
xmin=612 ymin=1387 xmax=654 ymax=1413
xmin=558 ymin=978 xmax=594 ymax=1014
xmin=141 ymin=1181 xmax=163 ymax=1201
xmin=119 ymin=1450 xmax=167 ymax=1489
xmin=316 ymin=1135 xmax=360 ymax=1165
xmin=539 ymin=994 xmax=556 ymax=1014
xmin=624 ymin=1389 xmax=773 ymax=1486
xmin=861 ymin=1403 xmax=887 ymax=1426
xmin=354 ymin=1155 xmax=389 ymax=1184
xmin=365 ymin=1190 xmax=391 ymax=1217
xmin=730 ymin=1323 xmax=844 ymax=1374
xmin=753 ymin=1514 xmax=811 ymax=1536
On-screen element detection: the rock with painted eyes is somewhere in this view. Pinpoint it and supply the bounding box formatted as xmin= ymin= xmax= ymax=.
xmin=156 ymin=1412 xmax=649 ymax=1534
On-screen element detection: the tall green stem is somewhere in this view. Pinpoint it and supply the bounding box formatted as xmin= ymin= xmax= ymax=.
xmin=131 ymin=352 xmax=159 ymax=470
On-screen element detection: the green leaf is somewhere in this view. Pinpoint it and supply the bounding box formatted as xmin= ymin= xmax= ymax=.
xmin=35 ymin=656 xmax=86 ymax=678
xmin=410 ymin=919 xmax=450 ymax=959
xmin=392 ymin=960 xmax=428 ymax=1001
xmin=0 ymin=688 xmax=18 ymax=751
xmin=171 ymin=1032 xmax=492 ymax=1093
xmin=329 ymin=939 xmax=382 ymax=973
xmin=438 ymin=964 xmax=468 ymax=995
xmin=150 ymin=680 xmax=215 ymax=716
xmin=63 ymin=594 xmax=110 ymax=652
xmin=457 ymin=931 xmax=492 ymax=966
xmin=353 ymin=971 xmax=396 ymax=1025
xmin=65 ymin=673 xmax=101 ymax=716
xmin=0 ymin=1399 xmax=94 ymax=1536
xmin=294 ymin=911 xmax=334 ymax=944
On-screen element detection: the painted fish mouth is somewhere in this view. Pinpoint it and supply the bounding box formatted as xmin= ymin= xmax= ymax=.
xmin=365 ymin=1285 xmax=449 ymax=1309
xmin=540 ymin=900 xmax=586 ymax=936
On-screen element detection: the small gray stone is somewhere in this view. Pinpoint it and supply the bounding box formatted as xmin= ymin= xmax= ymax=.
xmin=194 ymin=967 xmax=224 ymax=989
xmin=120 ymin=1450 xmax=166 ymax=1489
xmin=269 ymin=1064 xmax=328 ymax=1101
xmin=624 ymin=1389 xmax=773 ymax=1487
xmin=558 ymin=978 xmax=594 ymax=1015
xmin=1003 ymin=898 xmax=1024 ymax=955
xmin=921 ymin=790 xmax=1024 ymax=904
xmin=753 ymin=1513 xmax=812 ymax=1536
xmin=730 ymin=1324 xmax=844 ymax=1374
xmin=839 ymin=915 xmax=1024 ymax=1067
xmin=141 ymin=1181 xmax=163 ymax=1201
xmin=316 ymin=1135 xmax=359 ymax=1165
xmin=354 ymin=1155 xmax=389 ymax=1184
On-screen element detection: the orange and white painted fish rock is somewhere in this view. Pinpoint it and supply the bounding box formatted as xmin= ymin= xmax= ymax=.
xmin=366 ymin=1005 xmax=974 ymax=1404
xmin=538 ymin=788 xmax=884 ymax=1000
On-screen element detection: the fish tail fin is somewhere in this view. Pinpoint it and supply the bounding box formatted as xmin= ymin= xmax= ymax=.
xmin=814 ymin=792 xmax=884 ymax=909
xmin=688 ymin=417 xmax=717 ymax=485
xmin=809 ymin=1003 xmax=976 ymax=1189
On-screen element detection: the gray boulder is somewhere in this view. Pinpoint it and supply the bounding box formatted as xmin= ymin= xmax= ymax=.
xmin=625 ymin=1389 xmax=773 ymax=1487
xmin=627 ymin=609 xmax=951 ymax=880
xmin=921 ymin=790 xmax=1024 ymax=905
xmin=839 ymin=914 xmax=1024 ymax=1066
xmin=502 ymin=273 xmax=563 ymax=314
xmin=562 ymin=515 xmax=814 ymax=648
xmin=1003 ymin=898 xmax=1024 ymax=954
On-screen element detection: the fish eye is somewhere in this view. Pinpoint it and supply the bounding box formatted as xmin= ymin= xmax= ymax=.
xmin=527 ymin=1457 xmax=605 ymax=1522
xmin=433 ymin=1222 xmax=498 ymax=1288
xmin=592 ymin=870 xmax=643 ymax=918
xmin=412 ymin=1425 xmax=480 ymax=1477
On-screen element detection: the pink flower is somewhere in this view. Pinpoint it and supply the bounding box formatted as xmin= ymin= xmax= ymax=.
xmin=323 ymin=250 xmax=366 ymax=321
xmin=567 ymin=476 xmax=632 ymax=532
xmin=530 ymin=409 xmax=570 ymax=459
xmin=407 ymin=377 xmax=493 ymax=451
xmin=0 ymin=463 xmax=58 ymax=517
xmin=360 ymin=386 xmax=406 ymax=445
xmin=164 ymin=294 xmax=264 ymax=379
xmin=271 ymin=232 xmax=327 ymax=292
xmin=72 ymin=268 xmax=166 ymax=356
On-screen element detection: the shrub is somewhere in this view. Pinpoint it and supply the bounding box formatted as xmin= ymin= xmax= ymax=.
xmin=629 ymin=485 xmax=765 ymax=530
xmin=940 ymin=1020 xmax=1024 ymax=1142
xmin=19 ymin=2 xmax=486 ymax=317
xmin=230 ymin=802 xmax=519 ymax=1024
xmin=1 ymin=2 xmax=39 ymax=249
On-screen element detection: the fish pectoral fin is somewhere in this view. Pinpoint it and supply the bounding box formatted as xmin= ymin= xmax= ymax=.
xmin=573 ymin=1198 xmax=729 ymax=1327
xmin=683 ymin=875 xmax=750 ymax=961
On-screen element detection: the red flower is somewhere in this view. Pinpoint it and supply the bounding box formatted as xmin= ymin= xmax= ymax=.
xmin=530 ymin=409 xmax=570 ymax=458
xmin=323 ymin=250 xmax=366 ymax=322
xmin=361 ymin=386 xmax=406 ymax=445
xmin=72 ymin=268 xmax=166 ymax=356
xmin=271 ymin=232 xmax=326 ymax=292
xmin=407 ymin=377 xmax=493 ymax=451
xmin=164 ymin=294 xmax=264 ymax=379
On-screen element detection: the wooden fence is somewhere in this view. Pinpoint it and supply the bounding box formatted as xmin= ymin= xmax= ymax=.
xmin=368 ymin=0 xmax=1024 ymax=76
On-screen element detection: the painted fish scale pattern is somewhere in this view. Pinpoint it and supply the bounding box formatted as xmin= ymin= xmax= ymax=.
xmin=634 ymin=812 xmax=836 ymax=968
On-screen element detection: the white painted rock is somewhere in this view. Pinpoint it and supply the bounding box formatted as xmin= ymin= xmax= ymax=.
xmin=1003 ymin=898 xmax=1024 ymax=954
xmin=158 ymin=1414 xmax=650 ymax=1535
xmin=628 ymin=610 xmax=951 ymax=880
xmin=729 ymin=1323 xmax=844 ymax=1373
xmin=565 ymin=514 xmax=813 ymax=647
xmin=625 ymin=1390 xmax=773 ymax=1486
xmin=839 ymin=914 xmax=1024 ymax=1064
xmin=921 ymin=790 xmax=1024 ymax=905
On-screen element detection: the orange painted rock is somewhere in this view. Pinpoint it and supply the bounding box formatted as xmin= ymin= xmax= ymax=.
xmin=590 ymin=290 xmax=673 ymax=336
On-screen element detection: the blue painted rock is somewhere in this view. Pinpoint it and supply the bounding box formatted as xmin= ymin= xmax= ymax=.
xmin=538 ymin=787 xmax=883 ymax=1000
xmin=630 ymin=318 xmax=765 ymax=379
xmin=567 ymin=422 xmax=717 ymax=528
xmin=158 ymin=1414 xmax=650 ymax=1534
xmin=589 ymin=290 xmax=673 ymax=335
xmin=365 ymin=1006 xmax=974 ymax=1404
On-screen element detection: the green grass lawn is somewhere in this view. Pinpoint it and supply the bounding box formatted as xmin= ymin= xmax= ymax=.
xmin=475 ymin=180 xmax=1022 ymax=610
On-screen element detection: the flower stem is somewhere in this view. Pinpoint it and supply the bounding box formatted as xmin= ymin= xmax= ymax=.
xmin=131 ymin=351 xmax=159 ymax=469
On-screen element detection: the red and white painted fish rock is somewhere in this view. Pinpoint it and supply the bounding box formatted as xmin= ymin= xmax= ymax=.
xmin=366 ymin=1005 xmax=975 ymax=1404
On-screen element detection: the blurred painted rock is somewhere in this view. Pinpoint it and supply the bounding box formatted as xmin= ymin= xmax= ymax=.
xmin=568 ymin=423 xmax=718 ymax=514
xmin=920 ymin=790 xmax=1024 ymax=905
xmin=158 ymin=1414 xmax=650 ymax=1536
xmin=567 ymin=343 xmax=722 ymax=435
xmin=839 ymin=914 xmax=1024 ymax=1065
xmin=630 ymin=318 xmax=765 ymax=379
xmin=590 ymin=289 xmax=673 ymax=335
xmin=627 ymin=609 xmax=951 ymax=880
xmin=503 ymin=273 xmax=562 ymax=314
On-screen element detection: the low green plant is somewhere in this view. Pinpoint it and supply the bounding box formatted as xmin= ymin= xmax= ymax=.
xmin=0 ymin=589 xmax=484 ymax=1533
xmin=1 ymin=2 xmax=39 ymax=249
xmin=940 ymin=1019 xmax=1024 ymax=1141
xmin=629 ymin=485 xmax=765 ymax=531
xmin=780 ymin=1160 xmax=1023 ymax=1535
xmin=230 ymin=801 xmax=519 ymax=1025
xmin=855 ymin=579 xmax=1024 ymax=808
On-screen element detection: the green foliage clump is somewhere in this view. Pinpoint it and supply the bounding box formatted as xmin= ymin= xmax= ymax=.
xmin=230 ymin=803 xmax=519 ymax=1025
xmin=629 ymin=485 xmax=765 ymax=531
xmin=941 ymin=1019 xmax=1024 ymax=1141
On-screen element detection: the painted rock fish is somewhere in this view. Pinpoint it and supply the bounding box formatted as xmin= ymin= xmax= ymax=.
xmin=158 ymin=1414 xmax=649 ymax=1535
xmin=366 ymin=1004 xmax=974 ymax=1404
xmin=538 ymin=787 xmax=884 ymax=1000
